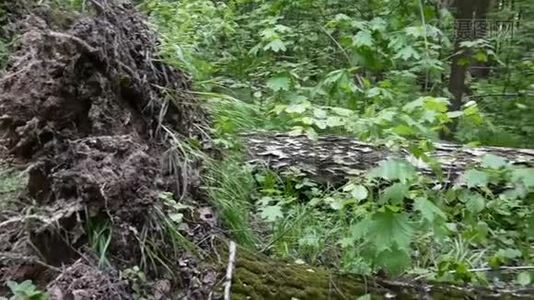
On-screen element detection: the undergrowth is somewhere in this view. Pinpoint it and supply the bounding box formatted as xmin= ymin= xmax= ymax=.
xmin=138 ymin=0 xmax=534 ymax=287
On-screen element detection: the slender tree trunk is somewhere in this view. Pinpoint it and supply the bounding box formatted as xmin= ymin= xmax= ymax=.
xmin=448 ymin=0 xmax=492 ymax=112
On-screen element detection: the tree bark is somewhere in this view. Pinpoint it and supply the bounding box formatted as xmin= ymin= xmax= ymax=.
xmin=218 ymin=240 xmax=534 ymax=300
xmin=243 ymin=132 xmax=534 ymax=185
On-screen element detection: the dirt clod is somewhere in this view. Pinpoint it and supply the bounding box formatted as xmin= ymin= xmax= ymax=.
xmin=47 ymin=259 xmax=130 ymax=300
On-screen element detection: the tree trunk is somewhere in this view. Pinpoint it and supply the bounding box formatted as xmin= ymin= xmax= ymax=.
xmin=218 ymin=240 xmax=534 ymax=299
xmin=243 ymin=132 xmax=534 ymax=185
xmin=448 ymin=0 xmax=492 ymax=112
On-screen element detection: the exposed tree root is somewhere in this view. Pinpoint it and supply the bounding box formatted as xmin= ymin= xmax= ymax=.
xmin=0 ymin=0 xmax=213 ymax=298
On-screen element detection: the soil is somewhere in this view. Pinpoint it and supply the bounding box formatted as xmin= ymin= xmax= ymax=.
xmin=0 ymin=0 xmax=215 ymax=298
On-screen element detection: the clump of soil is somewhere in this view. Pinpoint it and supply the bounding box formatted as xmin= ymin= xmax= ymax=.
xmin=0 ymin=0 xmax=214 ymax=298
xmin=47 ymin=259 xmax=131 ymax=300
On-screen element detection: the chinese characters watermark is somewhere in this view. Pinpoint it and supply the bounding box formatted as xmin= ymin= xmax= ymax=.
xmin=453 ymin=19 xmax=516 ymax=40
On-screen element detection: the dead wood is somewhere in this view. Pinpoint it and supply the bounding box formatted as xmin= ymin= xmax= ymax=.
xmin=244 ymin=132 xmax=534 ymax=185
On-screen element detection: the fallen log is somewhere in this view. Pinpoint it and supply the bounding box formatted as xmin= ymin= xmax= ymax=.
xmin=218 ymin=241 xmax=534 ymax=299
xmin=244 ymin=132 xmax=534 ymax=185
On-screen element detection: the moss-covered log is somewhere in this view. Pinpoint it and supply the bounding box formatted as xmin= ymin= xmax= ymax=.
xmin=219 ymin=243 xmax=534 ymax=299
xmin=244 ymin=132 xmax=534 ymax=185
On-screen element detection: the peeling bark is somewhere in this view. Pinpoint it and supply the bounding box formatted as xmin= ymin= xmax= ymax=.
xmin=243 ymin=132 xmax=534 ymax=185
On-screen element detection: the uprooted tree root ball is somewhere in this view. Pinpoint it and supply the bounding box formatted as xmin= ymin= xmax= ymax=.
xmin=0 ymin=0 xmax=216 ymax=298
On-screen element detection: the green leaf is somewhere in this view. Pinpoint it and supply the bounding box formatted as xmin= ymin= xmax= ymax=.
xmin=463 ymin=169 xmax=489 ymax=188
xmin=393 ymin=124 xmax=416 ymax=136
xmin=350 ymin=217 xmax=372 ymax=239
xmin=286 ymin=101 xmax=310 ymax=114
xmin=402 ymin=97 xmax=424 ymax=112
xmin=496 ymin=248 xmax=522 ymax=260
xmin=298 ymin=232 xmax=320 ymax=247
xmin=292 ymin=94 xmax=309 ymax=102
xmin=366 ymin=87 xmax=382 ymax=98
xmin=423 ymin=97 xmax=449 ymax=112
xmin=257 ymin=196 xmax=274 ymax=207
xmin=274 ymin=24 xmax=291 ymax=33
xmin=381 ymin=183 xmax=409 ymax=205
xmin=375 ymin=247 xmax=411 ymax=275
xmin=446 ymin=111 xmax=464 ymax=118
xmin=501 ymin=185 xmax=528 ymax=200
xmin=313 ymin=119 xmax=328 ymax=129
xmin=6 ymin=280 xmax=46 ymax=299
xmin=414 ymin=197 xmax=446 ymax=222
xmin=338 ymin=237 xmax=353 ymax=248
xmin=491 ymin=248 xmax=522 ymax=267
xmin=267 ymin=76 xmax=291 ymax=92
xmin=369 ymin=159 xmax=417 ymax=183
xmin=7 ymin=280 xmax=37 ymax=294
xmin=305 ymin=127 xmax=318 ymax=139
xmin=263 ymin=39 xmax=286 ymax=52
xmin=344 ymin=183 xmax=369 ymax=201
xmin=325 ymin=197 xmax=345 ymax=210
xmin=357 ymin=295 xmax=372 ymax=300
xmin=368 ymin=210 xmax=414 ymax=252
xmin=369 ymin=17 xmax=386 ymax=32
xmin=313 ymin=108 xmax=327 ymax=119
xmin=351 ymin=184 xmax=369 ymax=201
xmin=405 ymin=26 xmax=425 ymax=37
xmin=331 ymin=107 xmax=353 ymax=117
xmin=353 ymin=30 xmax=374 ymax=47
xmin=260 ymin=28 xmax=277 ymax=39
xmin=326 ymin=116 xmax=345 ymax=127
xmin=394 ymin=46 xmax=420 ymax=61
xmin=465 ymin=193 xmax=485 ymax=214
xmin=481 ymin=154 xmax=508 ymax=169
xmin=259 ymin=205 xmax=283 ymax=222
xmin=511 ymin=168 xmax=534 ymax=188
xmin=517 ymin=272 xmax=531 ymax=286
xmin=458 ymin=57 xmax=470 ymax=66
xmin=473 ymin=51 xmax=488 ymax=62
xmin=300 ymin=116 xmax=314 ymax=125
xmin=168 ymin=212 xmax=184 ymax=224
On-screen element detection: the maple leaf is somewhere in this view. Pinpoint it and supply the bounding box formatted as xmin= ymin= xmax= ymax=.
xmin=263 ymin=39 xmax=287 ymax=52
xmin=352 ymin=30 xmax=374 ymax=47
xmin=394 ymin=46 xmax=421 ymax=61
xmin=481 ymin=154 xmax=508 ymax=169
xmin=414 ymin=197 xmax=446 ymax=222
xmin=367 ymin=209 xmax=414 ymax=252
xmin=266 ymin=76 xmax=291 ymax=91
xmin=462 ymin=170 xmax=489 ymax=188
xmin=259 ymin=205 xmax=283 ymax=222
xmin=369 ymin=159 xmax=417 ymax=183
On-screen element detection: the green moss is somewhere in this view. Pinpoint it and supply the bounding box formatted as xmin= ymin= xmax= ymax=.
xmin=217 ymin=241 xmax=384 ymax=300
xmin=211 ymin=239 xmax=500 ymax=300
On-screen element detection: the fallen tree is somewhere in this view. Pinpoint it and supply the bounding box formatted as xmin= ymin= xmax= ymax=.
xmin=224 ymin=241 xmax=534 ymax=299
xmin=244 ymin=132 xmax=534 ymax=184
